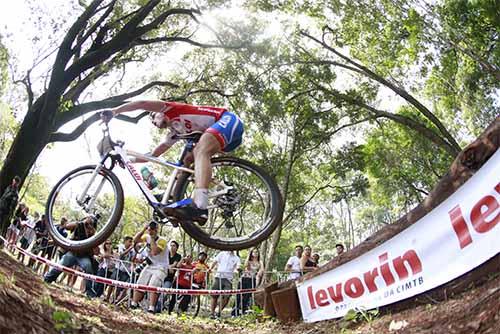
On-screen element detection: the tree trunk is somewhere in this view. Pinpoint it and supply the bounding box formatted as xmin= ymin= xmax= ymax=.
xmin=0 ymin=103 xmax=52 ymax=235
xmin=264 ymin=129 xmax=297 ymax=273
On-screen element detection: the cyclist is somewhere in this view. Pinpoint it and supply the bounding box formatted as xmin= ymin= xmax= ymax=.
xmin=101 ymin=100 xmax=244 ymax=224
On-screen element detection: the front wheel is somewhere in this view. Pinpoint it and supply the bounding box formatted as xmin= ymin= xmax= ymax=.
xmin=174 ymin=157 xmax=283 ymax=250
xmin=45 ymin=165 xmax=124 ymax=252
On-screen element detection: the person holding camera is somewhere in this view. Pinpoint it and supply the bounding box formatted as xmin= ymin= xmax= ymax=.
xmin=130 ymin=221 xmax=169 ymax=313
xmin=44 ymin=216 xmax=100 ymax=297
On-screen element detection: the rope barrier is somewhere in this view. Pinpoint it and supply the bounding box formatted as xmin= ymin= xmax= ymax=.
xmin=1 ymin=236 xmax=257 ymax=296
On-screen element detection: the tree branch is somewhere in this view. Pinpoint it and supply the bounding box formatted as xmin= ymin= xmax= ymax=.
xmin=282 ymin=181 xmax=334 ymax=226
xmin=136 ymin=36 xmax=245 ymax=49
xmin=62 ymin=64 xmax=108 ymax=102
xmin=55 ymin=80 xmax=179 ymax=128
xmin=136 ymin=8 xmax=200 ymax=35
xmin=72 ymin=0 xmax=117 ymax=53
xmin=167 ymin=88 xmax=236 ymax=101
xmin=300 ymin=28 xmax=461 ymax=155
xmin=311 ymin=81 xmax=459 ymax=156
xmin=53 ymin=0 xmax=104 ymax=72
xmin=49 ymin=111 xmax=149 ymax=142
xmin=104 ymin=80 xmax=179 ymax=102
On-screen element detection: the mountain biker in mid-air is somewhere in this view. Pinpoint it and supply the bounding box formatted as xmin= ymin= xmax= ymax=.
xmin=101 ymin=100 xmax=244 ymax=224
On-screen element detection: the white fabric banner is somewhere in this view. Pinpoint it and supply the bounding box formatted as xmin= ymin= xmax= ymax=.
xmin=297 ymin=149 xmax=500 ymax=323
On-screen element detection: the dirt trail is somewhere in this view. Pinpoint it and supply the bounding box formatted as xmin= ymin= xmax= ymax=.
xmin=0 ymin=250 xmax=498 ymax=334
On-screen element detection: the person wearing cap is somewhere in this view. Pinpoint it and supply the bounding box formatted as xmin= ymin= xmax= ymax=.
xmin=44 ymin=216 xmax=99 ymax=297
xmin=130 ymin=221 xmax=169 ymax=313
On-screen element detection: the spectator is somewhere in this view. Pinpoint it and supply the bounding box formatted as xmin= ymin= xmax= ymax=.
xmin=312 ymin=253 xmax=320 ymax=267
xmin=300 ymin=245 xmax=316 ymax=273
xmin=159 ymin=240 xmax=182 ymax=312
xmin=112 ymin=236 xmax=135 ymax=304
xmin=52 ymin=217 xmax=69 ymax=263
xmin=335 ymin=243 xmax=345 ymax=256
xmin=0 ymin=176 xmax=21 ymax=244
xmin=132 ymin=242 xmax=148 ymax=279
xmin=285 ymin=245 xmax=303 ymax=280
xmin=130 ymin=222 xmax=169 ymax=313
xmin=233 ymin=248 xmax=264 ymax=316
xmin=17 ymin=213 xmax=37 ymax=263
xmin=209 ymin=250 xmax=241 ymax=319
xmin=44 ymin=216 xmax=99 ymax=298
xmin=168 ymin=254 xmax=194 ymax=314
xmin=192 ymin=252 xmax=209 ymax=288
xmin=88 ymin=240 xmax=115 ymax=299
xmin=6 ymin=202 xmax=27 ymax=252
xmin=165 ymin=240 xmax=182 ymax=287
xmin=29 ymin=214 xmax=50 ymax=271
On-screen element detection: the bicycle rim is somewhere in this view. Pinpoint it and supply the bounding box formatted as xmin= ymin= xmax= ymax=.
xmin=46 ymin=165 xmax=124 ymax=251
xmin=174 ymin=157 xmax=282 ymax=250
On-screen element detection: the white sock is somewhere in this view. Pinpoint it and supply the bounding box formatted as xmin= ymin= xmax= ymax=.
xmin=148 ymin=305 xmax=155 ymax=312
xmin=131 ymin=301 xmax=138 ymax=307
xmin=194 ymin=188 xmax=208 ymax=209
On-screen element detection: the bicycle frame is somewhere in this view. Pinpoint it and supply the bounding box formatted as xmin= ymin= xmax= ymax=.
xmin=121 ymin=146 xmax=193 ymax=206
xmin=78 ymin=133 xmax=233 ymax=217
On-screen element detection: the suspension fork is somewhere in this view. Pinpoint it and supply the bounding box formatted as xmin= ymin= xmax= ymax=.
xmin=76 ymin=162 xmax=106 ymax=206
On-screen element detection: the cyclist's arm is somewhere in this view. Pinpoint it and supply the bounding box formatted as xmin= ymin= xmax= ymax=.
xmin=152 ymin=141 xmax=172 ymax=157
xmin=111 ymin=100 xmax=165 ymax=115
xmin=131 ymin=132 xmax=175 ymax=163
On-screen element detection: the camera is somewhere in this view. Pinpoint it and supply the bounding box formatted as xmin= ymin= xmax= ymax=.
xmin=134 ymin=256 xmax=153 ymax=275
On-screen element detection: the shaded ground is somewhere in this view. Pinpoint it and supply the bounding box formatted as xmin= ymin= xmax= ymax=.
xmin=0 ymin=249 xmax=498 ymax=334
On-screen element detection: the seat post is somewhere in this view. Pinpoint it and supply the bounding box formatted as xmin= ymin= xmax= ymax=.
xmin=178 ymin=140 xmax=195 ymax=165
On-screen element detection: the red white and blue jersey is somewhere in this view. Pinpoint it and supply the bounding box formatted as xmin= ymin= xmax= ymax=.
xmin=161 ymin=102 xmax=226 ymax=146
xmin=161 ymin=101 xmax=244 ymax=152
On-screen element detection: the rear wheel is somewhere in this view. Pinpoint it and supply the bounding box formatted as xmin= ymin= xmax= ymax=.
xmin=45 ymin=165 xmax=124 ymax=252
xmin=174 ymin=157 xmax=283 ymax=250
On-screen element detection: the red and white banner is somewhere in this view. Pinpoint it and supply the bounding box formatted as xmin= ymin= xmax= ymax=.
xmin=297 ymin=149 xmax=500 ymax=323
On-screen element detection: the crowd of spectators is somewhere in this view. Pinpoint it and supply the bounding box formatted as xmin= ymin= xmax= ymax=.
xmin=284 ymin=243 xmax=345 ymax=280
xmin=2 ymin=190 xmax=347 ymax=319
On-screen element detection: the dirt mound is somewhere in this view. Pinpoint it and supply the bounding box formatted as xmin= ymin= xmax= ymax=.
xmin=0 ymin=249 xmax=498 ymax=334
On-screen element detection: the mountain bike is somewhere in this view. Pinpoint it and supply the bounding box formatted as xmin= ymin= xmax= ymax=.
xmin=45 ymin=121 xmax=282 ymax=251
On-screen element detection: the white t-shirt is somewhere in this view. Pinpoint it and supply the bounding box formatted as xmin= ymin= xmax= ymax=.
xmin=214 ymin=251 xmax=241 ymax=280
xmin=286 ymin=256 xmax=302 ymax=280
xmin=20 ymin=220 xmax=36 ymax=244
xmin=141 ymin=235 xmax=169 ymax=269
xmin=117 ymin=244 xmax=136 ymax=272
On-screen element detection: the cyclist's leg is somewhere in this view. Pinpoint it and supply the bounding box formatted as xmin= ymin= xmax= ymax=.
xmin=195 ymin=111 xmax=244 ymax=208
xmin=166 ymin=112 xmax=243 ymax=221
xmin=192 ymin=133 xmax=221 ymax=208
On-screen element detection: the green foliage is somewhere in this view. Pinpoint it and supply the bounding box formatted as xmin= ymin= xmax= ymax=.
xmin=2 ymin=0 xmax=497 ymax=273
xmin=52 ymin=310 xmax=74 ymax=331
xmin=0 ymin=36 xmax=8 ymax=95
xmin=0 ymin=106 xmax=18 ymax=167
xmin=340 ymin=308 xmax=379 ymax=328
xmin=0 ymin=271 xmax=16 ymax=287
xmin=224 ymin=305 xmax=274 ymax=326
xmin=362 ymin=111 xmax=451 ymax=213
xmin=41 ymin=294 xmax=55 ymax=308
xmin=20 ymin=173 xmax=50 ymax=214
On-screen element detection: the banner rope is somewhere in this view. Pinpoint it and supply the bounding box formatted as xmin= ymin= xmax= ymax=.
xmin=1 ymin=236 xmax=256 ymax=296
